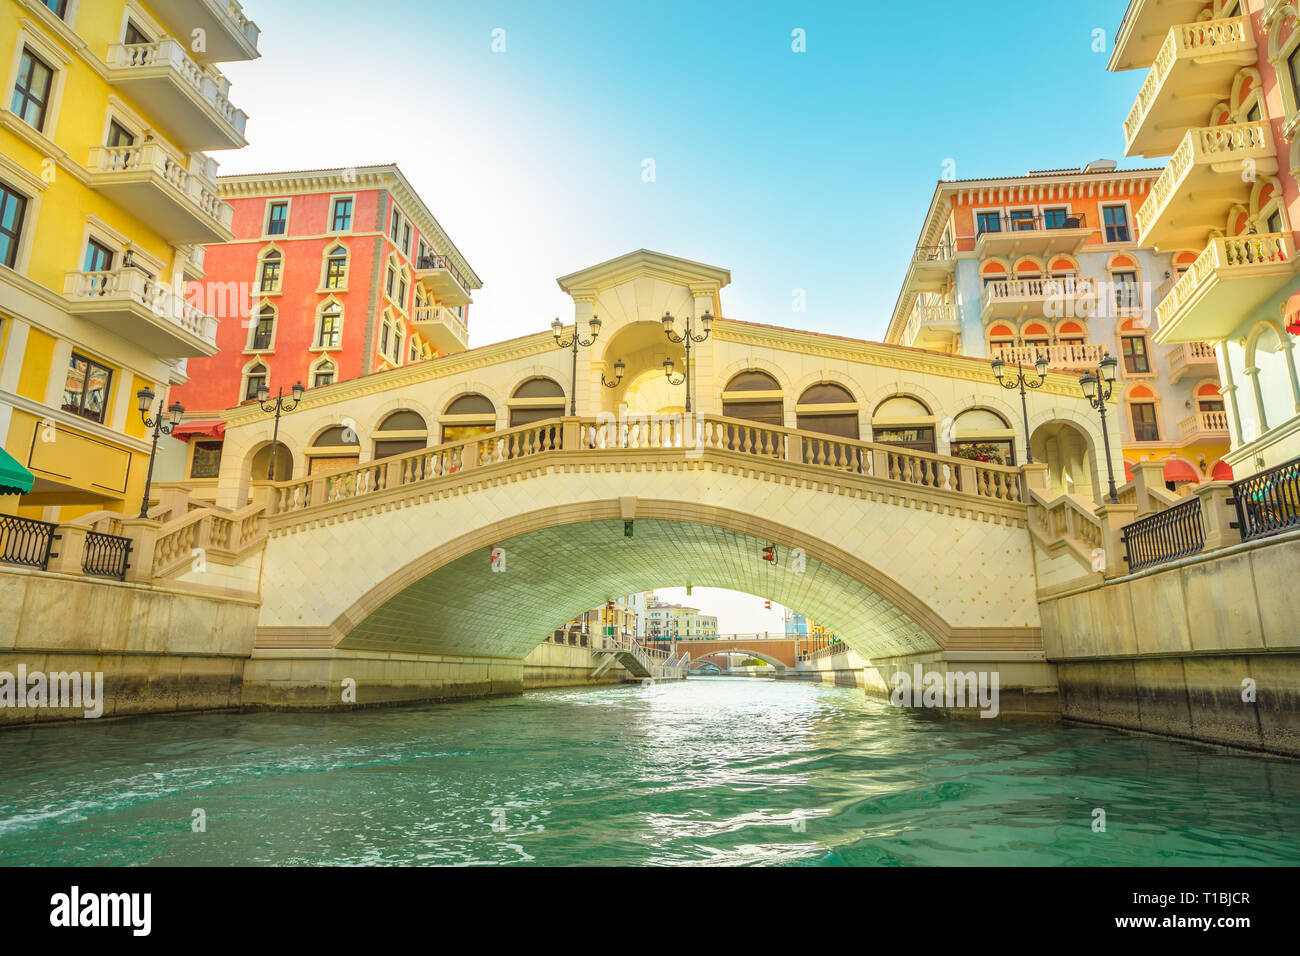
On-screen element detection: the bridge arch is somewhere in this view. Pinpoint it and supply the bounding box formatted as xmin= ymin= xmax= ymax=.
xmin=687 ymin=649 xmax=789 ymax=674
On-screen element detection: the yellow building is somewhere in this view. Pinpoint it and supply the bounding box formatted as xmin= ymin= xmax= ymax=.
xmin=0 ymin=0 xmax=260 ymax=518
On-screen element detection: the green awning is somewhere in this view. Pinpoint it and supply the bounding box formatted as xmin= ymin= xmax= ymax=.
xmin=0 ymin=447 xmax=34 ymax=496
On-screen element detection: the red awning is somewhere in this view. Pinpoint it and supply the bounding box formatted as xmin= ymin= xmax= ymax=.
xmin=170 ymin=420 xmax=226 ymax=443
xmin=1285 ymin=293 xmax=1300 ymax=335
xmin=1162 ymin=458 xmax=1199 ymax=483
xmin=1211 ymin=460 xmax=1234 ymax=481
xmin=1123 ymin=460 xmax=1135 ymax=482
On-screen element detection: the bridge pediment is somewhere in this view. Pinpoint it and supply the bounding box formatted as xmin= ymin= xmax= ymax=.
xmin=556 ymin=249 xmax=731 ymax=300
xmin=556 ymin=250 xmax=731 ymax=334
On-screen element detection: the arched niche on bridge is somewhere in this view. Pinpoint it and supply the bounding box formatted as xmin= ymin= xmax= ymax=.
xmin=1030 ymin=418 xmax=1097 ymax=501
xmin=721 ymin=370 xmax=783 ymax=426
xmin=796 ymin=382 xmax=859 ymax=439
xmin=950 ymin=407 xmax=1017 ymax=466
xmin=508 ymin=377 xmax=566 ymax=427
xmin=870 ymin=395 xmax=936 ymax=453
xmin=441 ymin=393 xmax=496 ymax=443
xmin=594 ymin=320 xmax=684 ymax=416
xmin=372 ymin=410 xmax=428 ymax=460
xmin=306 ymin=425 xmax=361 ymax=476
xmin=248 ymin=441 xmax=294 ymax=484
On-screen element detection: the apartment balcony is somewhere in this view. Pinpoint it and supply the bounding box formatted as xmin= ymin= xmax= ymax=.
xmin=183 ymin=244 xmax=206 ymax=280
xmin=1167 ymin=341 xmax=1218 ymax=384
xmin=1109 ymin=0 xmax=1210 ymax=71
xmin=904 ymin=242 xmax=957 ymax=292
xmin=974 ymin=214 xmax=1092 ymax=259
xmin=104 ymin=40 xmax=248 ymax=151
xmin=991 ymin=342 xmax=1107 ymax=372
xmin=1154 ymin=234 xmax=1298 ymax=344
xmin=415 ymin=253 xmax=473 ymax=307
xmin=63 ymin=269 xmax=219 ymax=358
xmin=1178 ymin=408 xmax=1231 ymax=444
xmin=411 ymin=305 xmax=469 ymax=354
xmin=901 ymin=303 xmax=960 ymax=351
xmin=86 ymin=144 xmax=234 ymax=245
xmin=1136 ymin=122 xmax=1277 ymax=250
xmin=1122 ymin=16 xmax=1256 ymax=158
xmin=149 ymin=0 xmax=261 ymax=63
xmin=981 ymin=276 xmax=1097 ymax=322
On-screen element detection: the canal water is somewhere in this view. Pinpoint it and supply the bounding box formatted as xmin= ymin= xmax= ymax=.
xmin=1 ymin=676 xmax=1298 ymax=866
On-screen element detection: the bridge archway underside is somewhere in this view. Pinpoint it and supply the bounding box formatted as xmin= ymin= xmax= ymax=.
xmin=256 ymin=451 xmax=1042 ymax=663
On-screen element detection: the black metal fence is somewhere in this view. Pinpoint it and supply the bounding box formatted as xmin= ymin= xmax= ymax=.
xmin=83 ymin=531 xmax=131 ymax=581
xmin=0 ymin=514 xmax=57 ymax=570
xmin=1231 ymin=456 xmax=1300 ymax=542
xmin=1122 ymin=497 xmax=1206 ymax=573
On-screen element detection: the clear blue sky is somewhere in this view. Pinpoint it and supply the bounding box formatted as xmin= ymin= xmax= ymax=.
xmin=220 ymin=0 xmax=1144 ymax=631
xmin=221 ymin=0 xmax=1146 ymax=349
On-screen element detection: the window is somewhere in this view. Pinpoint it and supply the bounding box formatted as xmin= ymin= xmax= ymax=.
xmin=1199 ymin=398 xmax=1225 ymax=413
xmin=379 ymin=319 xmax=391 ymax=358
xmin=316 ymin=303 xmax=341 ymax=348
xmin=0 ymin=181 xmax=29 ymax=269
xmin=123 ymin=20 xmax=150 ymax=45
xmin=977 ymin=212 xmax=1002 ymax=235
xmin=312 ymin=360 xmax=336 ymax=388
xmin=1290 ymin=45 xmax=1300 ymax=115
xmin=259 ymin=251 xmax=282 ymax=293
xmin=266 ymin=202 xmax=288 ymax=236
xmin=40 ymin=0 xmax=68 ymax=18
xmin=11 ymin=47 xmax=54 ymax=132
xmin=397 ymin=272 xmax=408 ymax=307
xmin=324 ymin=247 xmax=347 ymax=289
xmin=190 ymin=441 xmax=223 ymax=479
xmin=409 ymin=339 xmax=419 ymax=363
xmin=1247 ymin=102 xmax=1263 ymax=123
xmin=385 ymin=265 xmax=395 ymax=299
xmin=251 ymin=305 xmax=275 ymax=350
xmin=106 ymin=120 xmax=135 ymax=149
xmin=243 ymin=363 xmax=267 ymax=400
xmin=872 ymin=426 xmax=936 ymax=453
xmin=82 ymin=238 xmax=114 ymax=273
xmin=1103 ymin=205 xmax=1131 ymax=243
xmin=1043 ymin=208 xmax=1069 ymax=229
xmin=331 ymin=198 xmax=353 ymax=232
xmin=62 ymin=353 xmax=112 ymax=423
xmin=1113 ymin=271 xmax=1139 ymax=310
xmin=1009 ymin=209 xmax=1036 ymax=231
xmin=1121 ymin=334 xmax=1151 ymax=374
xmin=390 ymin=209 xmax=402 ymax=243
xmin=1268 ymin=209 xmax=1284 ymax=235
xmin=402 ymin=222 xmax=412 ymax=256
xmin=1130 ymin=403 xmax=1159 ymax=442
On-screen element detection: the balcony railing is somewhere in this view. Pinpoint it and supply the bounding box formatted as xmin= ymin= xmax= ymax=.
xmin=1122 ymin=496 xmax=1205 ymax=572
xmin=87 ymin=143 xmax=234 ymax=243
xmin=1123 ymin=15 xmax=1255 ymax=156
xmin=1155 ymin=233 xmax=1296 ymax=339
xmin=82 ymin=531 xmax=132 ymax=581
xmin=64 ymin=269 xmax=219 ymax=352
xmin=991 ymin=342 xmax=1107 ymax=370
xmin=976 ymin=212 xmax=1088 ymax=238
xmin=913 ymin=242 xmax=955 ymax=264
xmin=105 ymin=39 xmax=248 ymax=149
xmin=0 ymin=514 xmax=56 ymax=571
xmin=412 ymin=305 xmax=469 ymax=354
xmin=1178 ymin=409 xmax=1230 ymax=442
xmin=416 ymin=253 xmax=473 ymax=297
xmin=982 ymin=276 xmax=1097 ymax=308
xmin=903 ymin=304 xmax=958 ymax=347
xmin=150 ymin=0 xmax=262 ymax=62
xmin=1136 ymin=121 xmax=1274 ymax=247
xmin=1167 ymin=341 xmax=1217 ymax=383
xmin=1231 ymin=456 xmax=1300 ymax=542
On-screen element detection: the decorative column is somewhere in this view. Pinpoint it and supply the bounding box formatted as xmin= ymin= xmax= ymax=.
xmin=689 ymin=283 xmax=720 ymax=417
xmin=571 ymin=290 xmax=597 ymax=418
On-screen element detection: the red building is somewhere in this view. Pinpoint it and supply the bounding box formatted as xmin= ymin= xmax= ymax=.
xmin=172 ymin=164 xmax=480 ymax=417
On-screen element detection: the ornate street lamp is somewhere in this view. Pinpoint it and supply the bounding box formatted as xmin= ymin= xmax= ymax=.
xmin=601 ymin=357 xmax=626 ymax=390
xmin=1079 ymin=353 xmax=1121 ymax=505
xmin=552 ymin=315 xmax=601 ymax=416
xmin=136 ymin=386 xmax=184 ymax=519
xmin=256 ymin=380 xmax=304 ymax=481
xmin=661 ymin=309 xmax=712 ymax=413
xmin=991 ymin=350 xmax=1048 ymax=464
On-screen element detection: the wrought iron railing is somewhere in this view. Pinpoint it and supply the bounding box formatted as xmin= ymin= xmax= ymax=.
xmin=1121 ymin=497 xmax=1205 ymax=572
xmin=977 ymin=211 xmax=1087 ymax=237
xmin=83 ymin=531 xmax=132 ymax=581
xmin=0 ymin=514 xmax=57 ymax=571
xmin=1231 ymin=456 xmax=1300 ymax=542
xmin=416 ymin=252 xmax=473 ymax=295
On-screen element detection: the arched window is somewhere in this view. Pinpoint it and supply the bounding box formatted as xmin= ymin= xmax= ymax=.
xmin=241 ymin=361 xmax=268 ymax=402
xmin=373 ymin=409 xmax=428 ymax=459
xmin=1021 ymin=321 xmax=1051 ymax=350
xmin=988 ymin=323 xmax=1016 ymax=358
xmin=1119 ymin=318 xmax=1153 ymax=375
xmin=249 ymin=304 xmax=276 ymax=351
xmin=950 ymin=408 xmax=1016 ymax=466
xmin=310 ymin=356 xmax=336 ymax=389
xmin=1108 ymin=255 xmax=1141 ymax=313
xmin=315 ymin=300 xmax=342 ymax=349
xmin=796 ymin=382 xmax=858 ymax=439
xmin=1127 ymin=384 xmax=1160 ymax=442
xmin=258 ymin=249 xmax=282 ymax=294
xmin=721 ymin=370 xmax=783 ymax=426
xmin=307 ymin=424 xmax=361 ymax=475
xmin=441 ymin=393 xmax=496 ymax=443
xmin=509 ymin=377 xmax=566 ymax=427
xmin=322 ymin=243 xmax=348 ymax=290
xmin=378 ymin=310 xmax=402 ymax=366
xmin=871 ymin=395 xmax=936 ymax=452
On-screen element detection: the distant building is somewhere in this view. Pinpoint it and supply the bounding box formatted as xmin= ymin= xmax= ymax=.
xmin=644 ymin=594 xmax=717 ymax=642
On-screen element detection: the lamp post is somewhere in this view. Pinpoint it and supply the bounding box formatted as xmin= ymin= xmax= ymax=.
xmin=991 ymin=350 xmax=1048 ymax=464
xmin=256 ymin=380 xmax=304 ymax=481
xmin=135 ymin=387 xmax=184 ymax=519
xmin=552 ymin=315 xmax=601 ymax=416
xmin=661 ymin=309 xmax=712 ymax=413
xmin=601 ymin=357 xmax=626 ymax=390
xmin=1079 ymin=353 xmax=1121 ymax=505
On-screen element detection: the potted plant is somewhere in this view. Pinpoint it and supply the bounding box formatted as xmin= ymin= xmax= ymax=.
xmin=953 ymin=443 xmax=1007 ymax=466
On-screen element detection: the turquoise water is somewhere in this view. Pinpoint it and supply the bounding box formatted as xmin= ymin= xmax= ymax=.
xmin=0 ymin=676 xmax=1298 ymax=866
